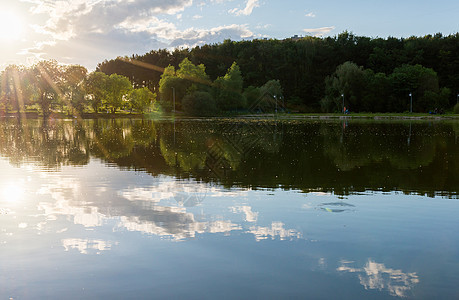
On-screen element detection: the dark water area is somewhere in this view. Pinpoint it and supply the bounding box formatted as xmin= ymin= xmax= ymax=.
xmin=0 ymin=118 xmax=458 ymax=299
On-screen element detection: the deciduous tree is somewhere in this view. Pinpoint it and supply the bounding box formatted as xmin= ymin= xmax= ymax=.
xmin=128 ymin=87 xmax=156 ymax=113
xmin=84 ymin=71 xmax=108 ymax=113
xmin=105 ymin=74 xmax=132 ymax=113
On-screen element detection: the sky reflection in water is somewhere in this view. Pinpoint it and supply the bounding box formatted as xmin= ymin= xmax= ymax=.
xmin=0 ymin=119 xmax=458 ymax=299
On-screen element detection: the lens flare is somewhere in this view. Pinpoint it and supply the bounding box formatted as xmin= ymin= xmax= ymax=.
xmin=0 ymin=11 xmax=23 ymax=41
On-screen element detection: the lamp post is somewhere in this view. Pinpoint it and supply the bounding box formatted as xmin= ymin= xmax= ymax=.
xmin=457 ymin=93 xmax=459 ymax=104
xmin=274 ymin=95 xmax=277 ymax=113
xmin=172 ymin=87 xmax=176 ymax=113
xmin=341 ymin=94 xmax=345 ymax=113
xmin=409 ymin=93 xmax=413 ymax=113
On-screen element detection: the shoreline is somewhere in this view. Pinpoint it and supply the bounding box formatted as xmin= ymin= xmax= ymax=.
xmin=0 ymin=111 xmax=458 ymax=121
xmin=237 ymin=113 xmax=459 ymax=120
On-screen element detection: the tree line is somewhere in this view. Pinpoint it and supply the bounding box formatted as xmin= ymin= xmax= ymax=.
xmin=97 ymin=32 xmax=459 ymax=113
xmin=1 ymin=32 xmax=458 ymax=117
xmin=0 ymin=60 xmax=156 ymax=118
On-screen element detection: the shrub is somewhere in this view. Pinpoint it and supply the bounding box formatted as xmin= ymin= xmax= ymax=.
xmin=182 ymin=91 xmax=218 ymax=116
xmin=454 ymin=103 xmax=459 ymax=114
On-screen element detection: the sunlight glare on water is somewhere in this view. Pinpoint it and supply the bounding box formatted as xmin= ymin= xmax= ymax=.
xmin=0 ymin=181 xmax=25 ymax=203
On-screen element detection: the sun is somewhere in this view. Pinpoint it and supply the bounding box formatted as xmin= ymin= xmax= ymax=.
xmin=0 ymin=11 xmax=23 ymax=41
xmin=1 ymin=181 xmax=25 ymax=203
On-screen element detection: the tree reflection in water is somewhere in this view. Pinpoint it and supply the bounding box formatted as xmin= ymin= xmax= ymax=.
xmin=0 ymin=118 xmax=456 ymax=197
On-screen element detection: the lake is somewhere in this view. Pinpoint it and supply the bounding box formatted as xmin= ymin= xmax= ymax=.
xmin=0 ymin=117 xmax=458 ymax=299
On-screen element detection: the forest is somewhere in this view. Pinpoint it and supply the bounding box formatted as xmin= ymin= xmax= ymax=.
xmin=1 ymin=32 xmax=459 ymax=116
xmin=97 ymin=32 xmax=459 ymax=114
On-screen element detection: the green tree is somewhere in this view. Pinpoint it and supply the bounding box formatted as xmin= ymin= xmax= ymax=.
xmin=128 ymin=87 xmax=156 ymax=113
xmin=321 ymin=61 xmax=366 ymax=112
xmin=84 ymin=71 xmax=108 ymax=113
xmin=176 ymin=58 xmax=211 ymax=98
xmin=361 ymin=71 xmax=390 ymax=112
xmin=159 ymin=65 xmax=184 ymax=112
xmin=260 ymin=79 xmax=283 ymax=98
xmin=105 ymin=74 xmax=132 ymax=113
xmin=1 ymin=65 xmax=18 ymax=113
xmin=257 ymin=79 xmax=284 ymax=112
xmin=176 ymin=58 xmax=210 ymax=85
xmin=0 ymin=65 xmax=35 ymax=115
xmin=243 ymin=86 xmax=261 ymax=109
xmin=95 ymin=33 xmax=459 ymax=112
xmin=30 ymin=60 xmax=64 ymax=119
xmin=454 ymin=103 xmax=459 ymax=114
xmin=182 ymin=91 xmax=218 ymax=116
xmin=159 ymin=59 xmax=212 ymax=112
xmin=62 ymin=65 xmax=88 ymax=115
xmin=389 ymin=64 xmax=439 ymax=112
xmin=214 ymin=62 xmax=245 ymax=111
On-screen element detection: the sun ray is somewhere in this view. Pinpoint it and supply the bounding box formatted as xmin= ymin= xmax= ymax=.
xmin=0 ymin=11 xmax=23 ymax=41
xmin=11 ymin=67 xmax=27 ymax=120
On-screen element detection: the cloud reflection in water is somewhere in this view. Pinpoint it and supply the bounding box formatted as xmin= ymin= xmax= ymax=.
xmin=337 ymin=259 xmax=419 ymax=297
xmin=32 ymin=163 xmax=301 ymax=243
xmin=62 ymin=238 xmax=117 ymax=254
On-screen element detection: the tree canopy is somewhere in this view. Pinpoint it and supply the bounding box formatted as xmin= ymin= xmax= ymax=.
xmin=97 ymin=32 xmax=459 ymax=113
xmin=0 ymin=61 xmax=156 ymax=117
xmin=1 ymin=32 xmax=458 ymax=117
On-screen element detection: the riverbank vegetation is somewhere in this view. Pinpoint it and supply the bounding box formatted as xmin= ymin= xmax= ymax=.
xmin=1 ymin=32 xmax=458 ymax=117
xmin=0 ymin=60 xmax=156 ymax=118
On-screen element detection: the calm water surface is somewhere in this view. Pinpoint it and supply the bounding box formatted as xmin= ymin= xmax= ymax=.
xmin=0 ymin=118 xmax=458 ymax=299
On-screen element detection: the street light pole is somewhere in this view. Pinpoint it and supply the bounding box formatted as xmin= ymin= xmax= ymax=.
xmin=341 ymin=94 xmax=345 ymax=113
xmin=409 ymin=93 xmax=413 ymax=113
xmin=274 ymin=95 xmax=277 ymax=113
xmin=172 ymin=87 xmax=176 ymax=113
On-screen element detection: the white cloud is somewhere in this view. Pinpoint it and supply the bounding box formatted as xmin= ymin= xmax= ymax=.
xmin=31 ymin=30 xmax=168 ymax=69
xmin=29 ymin=0 xmax=194 ymax=41
xmin=20 ymin=0 xmax=193 ymax=68
xmin=255 ymin=23 xmax=271 ymax=29
xmin=303 ymin=26 xmax=335 ymax=36
xmin=207 ymin=0 xmax=231 ymax=4
xmin=229 ymin=0 xmax=260 ymax=16
xmin=305 ymin=12 xmax=316 ymax=18
xmin=19 ymin=0 xmax=255 ymax=69
xmin=119 ymin=16 xmax=253 ymax=47
xmin=118 ymin=16 xmax=177 ymax=38
xmin=169 ymin=24 xmax=253 ymax=47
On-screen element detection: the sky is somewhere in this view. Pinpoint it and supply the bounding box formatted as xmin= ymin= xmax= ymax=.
xmin=0 ymin=0 xmax=458 ymax=70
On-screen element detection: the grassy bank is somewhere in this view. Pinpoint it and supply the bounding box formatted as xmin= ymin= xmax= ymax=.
xmin=1 ymin=110 xmax=458 ymax=120
xmin=238 ymin=112 xmax=459 ymax=120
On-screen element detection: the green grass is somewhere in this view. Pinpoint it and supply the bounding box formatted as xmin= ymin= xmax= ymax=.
xmin=273 ymin=112 xmax=459 ymax=118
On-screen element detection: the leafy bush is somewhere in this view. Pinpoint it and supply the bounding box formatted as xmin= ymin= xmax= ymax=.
xmin=454 ymin=103 xmax=459 ymax=114
xmin=182 ymin=91 xmax=218 ymax=116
